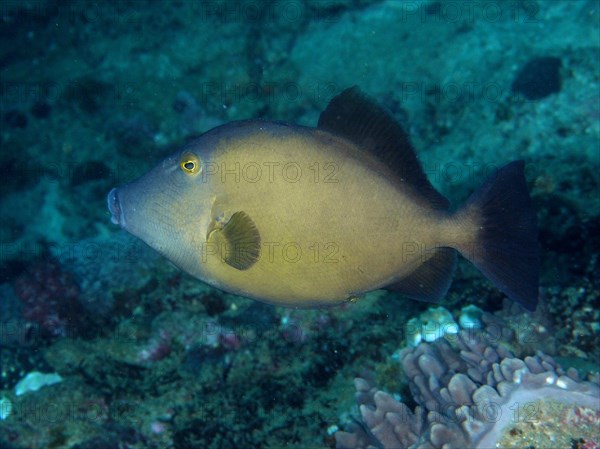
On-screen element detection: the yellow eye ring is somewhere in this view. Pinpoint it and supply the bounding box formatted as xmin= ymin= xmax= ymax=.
xmin=179 ymin=152 xmax=201 ymax=175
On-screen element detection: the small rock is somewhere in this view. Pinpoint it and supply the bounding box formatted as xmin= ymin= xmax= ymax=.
xmin=14 ymin=371 xmax=63 ymax=396
xmin=512 ymin=56 xmax=562 ymax=100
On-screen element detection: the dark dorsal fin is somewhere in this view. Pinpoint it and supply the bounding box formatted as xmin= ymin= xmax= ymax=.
xmin=386 ymin=247 xmax=457 ymax=302
xmin=318 ymin=86 xmax=449 ymax=210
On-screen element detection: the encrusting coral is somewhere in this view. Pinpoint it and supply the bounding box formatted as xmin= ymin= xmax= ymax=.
xmin=335 ymin=313 xmax=600 ymax=449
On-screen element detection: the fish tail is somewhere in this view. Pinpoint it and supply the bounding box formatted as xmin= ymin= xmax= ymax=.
xmin=452 ymin=160 xmax=539 ymax=310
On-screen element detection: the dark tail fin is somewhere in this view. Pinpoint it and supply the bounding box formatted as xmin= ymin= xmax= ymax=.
xmin=455 ymin=161 xmax=539 ymax=311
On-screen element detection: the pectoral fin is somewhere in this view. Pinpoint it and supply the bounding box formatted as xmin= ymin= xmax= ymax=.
xmin=207 ymin=211 xmax=261 ymax=270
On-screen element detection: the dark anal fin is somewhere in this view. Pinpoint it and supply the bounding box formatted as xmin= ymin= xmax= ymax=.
xmin=208 ymin=211 xmax=261 ymax=270
xmin=318 ymin=86 xmax=449 ymax=211
xmin=386 ymin=247 xmax=457 ymax=303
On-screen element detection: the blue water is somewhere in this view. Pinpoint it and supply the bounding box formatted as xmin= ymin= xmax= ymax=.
xmin=0 ymin=1 xmax=598 ymax=448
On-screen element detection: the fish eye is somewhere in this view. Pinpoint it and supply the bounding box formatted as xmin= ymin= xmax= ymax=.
xmin=179 ymin=152 xmax=201 ymax=175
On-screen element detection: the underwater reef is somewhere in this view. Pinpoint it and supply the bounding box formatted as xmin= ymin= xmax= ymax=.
xmin=0 ymin=0 xmax=599 ymax=448
xmin=335 ymin=310 xmax=600 ymax=448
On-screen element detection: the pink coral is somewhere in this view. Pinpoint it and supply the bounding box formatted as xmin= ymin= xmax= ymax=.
xmin=336 ymin=315 xmax=600 ymax=449
xmin=13 ymin=259 xmax=81 ymax=337
xmin=564 ymin=405 xmax=600 ymax=427
xmin=137 ymin=330 xmax=172 ymax=362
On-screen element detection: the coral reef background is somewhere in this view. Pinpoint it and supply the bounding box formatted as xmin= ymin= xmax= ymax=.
xmin=0 ymin=1 xmax=598 ymax=448
xmin=336 ymin=308 xmax=600 ymax=448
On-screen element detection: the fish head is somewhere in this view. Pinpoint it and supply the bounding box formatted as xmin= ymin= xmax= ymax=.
xmin=107 ymin=142 xmax=216 ymax=277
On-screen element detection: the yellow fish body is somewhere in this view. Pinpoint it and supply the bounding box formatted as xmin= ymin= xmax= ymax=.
xmin=108 ymin=88 xmax=539 ymax=310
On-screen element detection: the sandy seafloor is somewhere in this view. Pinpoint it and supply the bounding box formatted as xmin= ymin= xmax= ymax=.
xmin=0 ymin=1 xmax=598 ymax=448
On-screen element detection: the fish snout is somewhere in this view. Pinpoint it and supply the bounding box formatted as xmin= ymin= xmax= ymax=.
xmin=107 ymin=188 xmax=125 ymax=226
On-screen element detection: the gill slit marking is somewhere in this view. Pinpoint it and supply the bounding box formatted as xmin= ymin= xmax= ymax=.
xmin=166 ymin=174 xmax=194 ymax=228
xmin=149 ymin=205 xmax=175 ymax=232
xmin=148 ymin=182 xmax=179 ymax=228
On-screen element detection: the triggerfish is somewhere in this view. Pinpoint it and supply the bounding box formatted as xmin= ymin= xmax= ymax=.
xmin=107 ymin=87 xmax=539 ymax=310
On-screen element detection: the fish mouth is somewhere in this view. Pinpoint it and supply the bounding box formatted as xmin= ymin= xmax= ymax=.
xmin=107 ymin=188 xmax=125 ymax=227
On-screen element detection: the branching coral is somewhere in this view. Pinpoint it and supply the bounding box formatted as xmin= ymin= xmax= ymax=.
xmin=335 ymin=315 xmax=600 ymax=449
